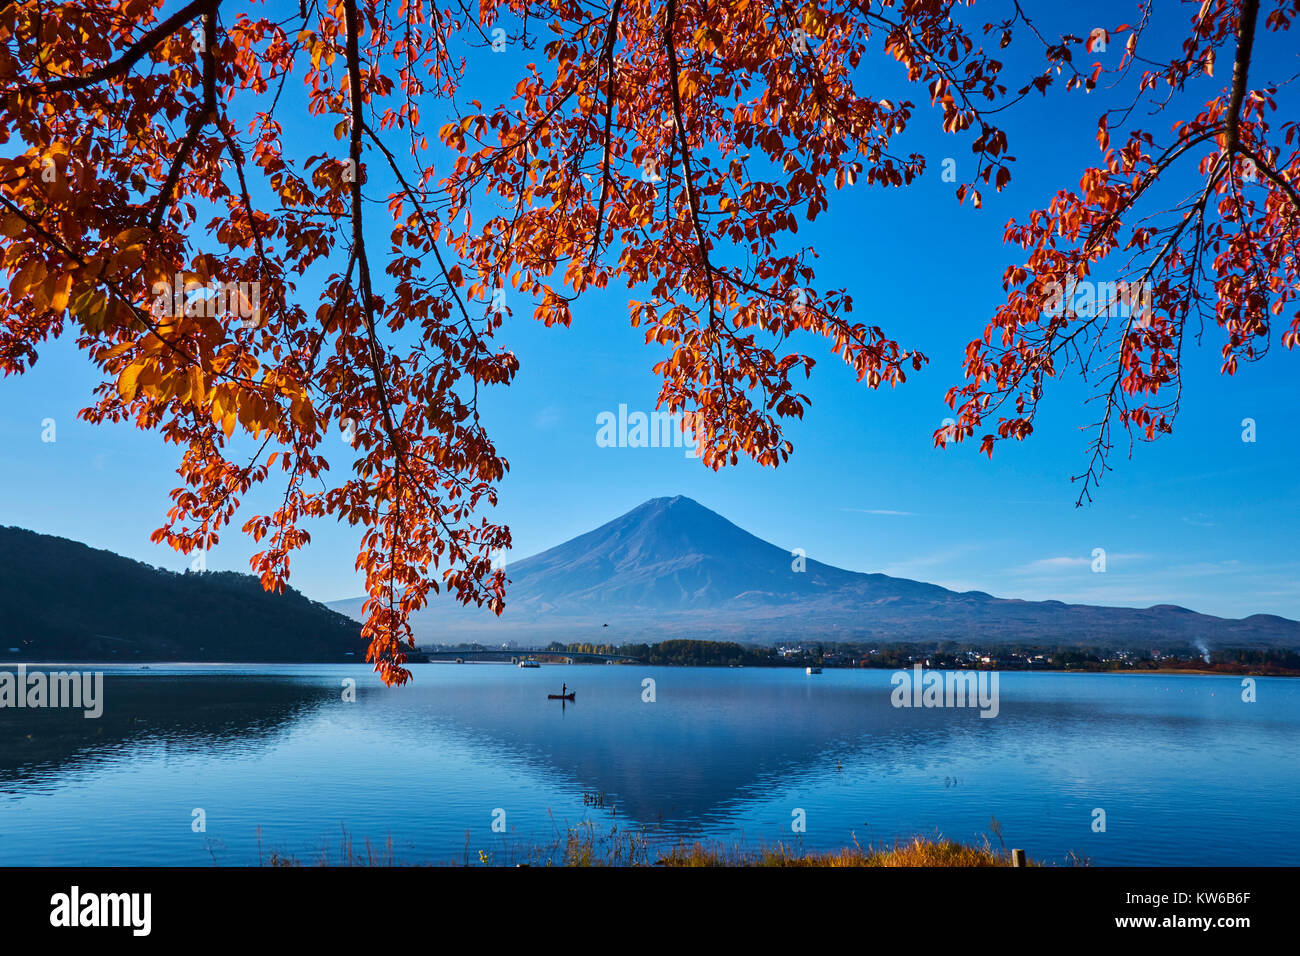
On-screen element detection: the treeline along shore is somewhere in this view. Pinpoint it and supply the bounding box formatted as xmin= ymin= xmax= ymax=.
xmin=417 ymin=639 xmax=1300 ymax=676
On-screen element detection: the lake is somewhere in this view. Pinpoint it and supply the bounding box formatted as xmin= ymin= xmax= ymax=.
xmin=1 ymin=664 xmax=1295 ymax=865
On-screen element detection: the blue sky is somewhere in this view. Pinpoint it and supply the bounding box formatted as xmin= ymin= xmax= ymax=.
xmin=1 ymin=2 xmax=1296 ymax=620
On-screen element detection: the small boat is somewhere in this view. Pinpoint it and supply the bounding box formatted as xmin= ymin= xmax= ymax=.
xmin=519 ymin=659 xmax=540 ymax=668
xmin=806 ymin=666 xmax=822 ymax=674
xmin=547 ymin=693 xmax=576 ymax=701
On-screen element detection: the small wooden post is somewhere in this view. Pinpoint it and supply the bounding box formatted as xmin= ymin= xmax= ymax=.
xmin=1011 ymin=848 xmax=1026 ymax=867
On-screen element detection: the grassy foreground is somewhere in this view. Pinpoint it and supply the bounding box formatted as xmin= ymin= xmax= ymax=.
xmin=256 ymin=823 xmax=1049 ymax=867
xmin=655 ymin=838 xmax=1027 ymax=867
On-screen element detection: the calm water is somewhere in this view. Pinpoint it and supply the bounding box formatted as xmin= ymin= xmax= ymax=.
xmin=1 ymin=664 xmax=1295 ymax=865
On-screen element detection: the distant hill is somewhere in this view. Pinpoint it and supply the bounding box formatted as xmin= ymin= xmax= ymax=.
xmin=330 ymin=495 xmax=1300 ymax=650
xmin=0 ymin=526 xmax=366 ymax=662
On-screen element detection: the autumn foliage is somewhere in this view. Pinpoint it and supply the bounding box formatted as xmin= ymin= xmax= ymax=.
xmin=0 ymin=0 xmax=1296 ymax=682
xmin=936 ymin=0 xmax=1300 ymax=503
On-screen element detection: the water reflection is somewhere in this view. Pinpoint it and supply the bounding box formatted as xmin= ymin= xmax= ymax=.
xmin=0 ymin=666 xmax=1294 ymax=865
xmin=0 ymin=676 xmax=334 ymax=790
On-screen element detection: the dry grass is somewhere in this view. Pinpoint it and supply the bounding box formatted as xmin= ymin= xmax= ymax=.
xmin=658 ymin=836 xmax=1025 ymax=867
xmin=253 ymin=820 xmax=1046 ymax=867
xmin=254 ymin=825 xmax=398 ymax=867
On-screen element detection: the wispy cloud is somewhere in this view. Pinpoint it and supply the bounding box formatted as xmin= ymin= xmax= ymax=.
xmin=954 ymin=557 xmax=1300 ymax=619
xmin=1019 ymin=556 xmax=1090 ymax=571
xmin=533 ymin=405 xmax=562 ymax=429
xmin=879 ymin=544 xmax=986 ymax=579
xmin=1013 ymin=552 xmax=1150 ymax=575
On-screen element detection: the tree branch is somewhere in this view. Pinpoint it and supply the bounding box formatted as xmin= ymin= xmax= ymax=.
xmin=589 ymin=0 xmax=623 ymax=262
xmin=150 ymin=8 xmax=218 ymax=230
xmin=18 ymin=0 xmax=220 ymax=94
xmin=1224 ymin=0 xmax=1260 ymax=150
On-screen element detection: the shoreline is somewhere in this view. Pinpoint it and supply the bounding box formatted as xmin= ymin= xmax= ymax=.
xmin=0 ymin=660 xmax=1295 ymax=677
xmin=253 ymin=832 xmax=1050 ymax=868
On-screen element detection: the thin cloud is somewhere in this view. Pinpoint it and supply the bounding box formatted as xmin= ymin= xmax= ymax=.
xmin=533 ymin=405 xmax=562 ymax=429
xmin=880 ymin=544 xmax=987 ymax=578
xmin=1014 ymin=553 xmax=1150 ymax=575
xmin=1021 ymin=556 xmax=1090 ymax=571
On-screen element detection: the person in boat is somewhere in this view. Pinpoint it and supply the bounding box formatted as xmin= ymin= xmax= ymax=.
xmin=561 ymin=683 xmax=567 ymax=697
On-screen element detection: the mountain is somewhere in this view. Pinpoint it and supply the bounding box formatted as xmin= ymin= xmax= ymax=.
xmin=0 ymin=526 xmax=366 ymax=662
xmin=330 ymin=495 xmax=1300 ymax=650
